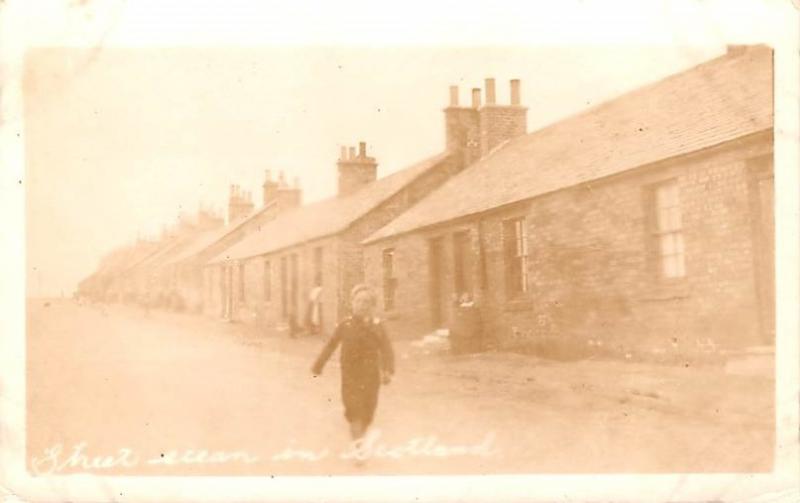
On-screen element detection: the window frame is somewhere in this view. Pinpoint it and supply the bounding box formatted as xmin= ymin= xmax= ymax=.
xmin=502 ymin=216 xmax=529 ymax=298
xmin=647 ymin=179 xmax=686 ymax=281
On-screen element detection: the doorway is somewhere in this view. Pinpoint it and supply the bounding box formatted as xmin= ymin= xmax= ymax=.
xmin=428 ymin=236 xmax=446 ymax=328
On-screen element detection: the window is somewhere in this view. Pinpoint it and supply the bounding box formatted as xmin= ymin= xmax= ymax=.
xmin=650 ymin=180 xmax=685 ymax=278
xmin=238 ymin=263 xmax=246 ymax=302
xmin=503 ymin=217 xmax=529 ymax=296
xmin=263 ymin=260 xmax=271 ymax=301
xmin=382 ymin=248 xmax=397 ymax=311
xmin=452 ymin=230 xmax=472 ymax=298
xmin=313 ymin=246 xmax=323 ymax=286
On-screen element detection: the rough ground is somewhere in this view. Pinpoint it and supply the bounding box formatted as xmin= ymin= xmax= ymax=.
xmin=26 ymin=299 xmax=774 ymax=476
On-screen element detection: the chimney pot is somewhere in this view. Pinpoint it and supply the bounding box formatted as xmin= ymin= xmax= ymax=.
xmin=340 ymin=146 xmax=347 ymax=160
xmin=338 ymin=141 xmax=378 ymax=197
xmin=471 ymin=88 xmax=481 ymax=109
xmin=293 ymin=176 xmax=301 ymax=188
xmin=449 ymin=85 xmax=459 ymax=107
xmin=265 ymin=169 xmax=272 ymax=182
xmin=510 ymin=79 xmax=521 ymax=105
xmin=485 ymin=78 xmax=496 ymax=105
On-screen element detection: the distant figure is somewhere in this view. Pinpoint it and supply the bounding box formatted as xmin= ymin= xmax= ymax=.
xmin=305 ymin=275 xmax=323 ymax=335
xmin=311 ymin=284 xmax=395 ymax=442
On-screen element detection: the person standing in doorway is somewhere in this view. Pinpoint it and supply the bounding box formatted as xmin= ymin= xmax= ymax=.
xmin=311 ymin=284 xmax=394 ymax=441
xmin=305 ymin=274 xmax=323 ymax=335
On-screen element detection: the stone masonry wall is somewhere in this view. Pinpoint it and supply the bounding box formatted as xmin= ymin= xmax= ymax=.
xmin=365 ymin=134 xmax=773 ymax=355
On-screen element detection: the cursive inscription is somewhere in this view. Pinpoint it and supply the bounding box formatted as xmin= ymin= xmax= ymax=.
xmin=31 ymin=442 xmax=139 ymax=476
xmin=30 ymin=443 xmax=259 ymax=475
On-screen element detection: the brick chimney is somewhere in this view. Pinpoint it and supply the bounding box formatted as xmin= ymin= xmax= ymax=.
xmin=275 ymin=170 xmax=302 ymax=210
xmin=337 ymin=142 xmax=377 ymax=197
xmin=444 ymin=85 xmax=481 ymax=168
xmin=177 ymin=211 xmax=195 ymax=233
xmin=196 ymin=206 xmax=224 ymax=230
xmin=262 ymin=169 xmax=280 ymax=207
xmin=479 ymin=78 xmax=527 ymax=157
xmin=227 ymin=184 xmax=254 ymax=224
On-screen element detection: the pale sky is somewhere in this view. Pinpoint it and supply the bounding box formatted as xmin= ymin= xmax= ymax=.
xmin=11 ymin=0 xmax=787 ymax=297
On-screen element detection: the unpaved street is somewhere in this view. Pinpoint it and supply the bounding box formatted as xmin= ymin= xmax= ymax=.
xmin=26 ymin=299 xmax=774 ymax=475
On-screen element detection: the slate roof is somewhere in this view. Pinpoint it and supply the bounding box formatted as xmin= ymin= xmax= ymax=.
xmin=364 ymin=45 xmax=773 ymax=244
xmin=101 ymin=242 xmax=157 ymax=275
xmin=156 ymin=202 xmax=275 ymax=266
xmin=123 ymin=233 xmax=191 ymax=273
xmin=211 ymin=152 xmax=454 ymax=262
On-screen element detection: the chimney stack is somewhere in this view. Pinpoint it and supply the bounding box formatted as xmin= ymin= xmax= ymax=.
xmin=510 ymin=79 xmax=521 ymax=106
xmin=228 ymin=182 xmax=254 ymax=224
xmin=485 ymin=78 xmax=496 ymax=105
xmin=262 ymin=169 xmax=280 ymax=207
xmin=478 ymin=78 xmax=527 ymax=157
xmin=337 ymin=142 xmax=378 ymax=197
xmin=197 ymin=207 xmax=223 ymax=230
xmin=449 ymin=86 xmax=459 ymax=107
xmin=444 ymin=84 xmax=481 ymax=167
xmin=275 ymin=172 xmax=302 ymax=211
xmin=471 ymin=88 xmax=481 ymax=109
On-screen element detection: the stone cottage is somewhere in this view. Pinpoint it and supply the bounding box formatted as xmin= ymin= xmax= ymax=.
xmin=207 ymin=78 xmax=529 ymax=331
xmin=109 ymin=209 xmax=224 ymax=307
xmin=363 ymin=45 xmax=774 ymax=357
xmin=165 ymin=174 xmax=302 ymax=317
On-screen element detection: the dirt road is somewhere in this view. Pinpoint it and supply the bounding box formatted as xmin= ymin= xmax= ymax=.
xmin=26 ymin=299 xmax=774 ymax=475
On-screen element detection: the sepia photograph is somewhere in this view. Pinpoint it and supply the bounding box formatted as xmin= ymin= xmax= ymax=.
xmin=2 ymin=1 xmax=799 ymax=502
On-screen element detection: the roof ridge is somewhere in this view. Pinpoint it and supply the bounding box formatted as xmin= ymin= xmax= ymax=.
xmin=209 ymin=151 xmax=453 ymax=262
xmin=519 ymin=46 xmax=770 ymax=143
xmin=363 ymin=46 xmax=773 ymax=244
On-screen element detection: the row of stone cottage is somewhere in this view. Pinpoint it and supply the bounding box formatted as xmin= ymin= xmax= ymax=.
xmin=80 ymin=45 xmax=775 ymax=355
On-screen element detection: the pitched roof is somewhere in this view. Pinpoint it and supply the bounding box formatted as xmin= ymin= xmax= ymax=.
xmin=160 ymin=203 xmax=274 ymax=266
xmin=94 ymin=245 xmax=144 ymax=278
xmin=211 ymin=152 xmax=454 ymax=262
xmin=365 ymin=46 xmax=773 ymax=244
xmin=125 ymin=233 xmax=192 ymax=273
xmin=164 ymin=223 xmax=239 ymax=265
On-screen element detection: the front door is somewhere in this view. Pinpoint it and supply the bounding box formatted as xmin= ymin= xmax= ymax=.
xmin=428 ymin=236 xmax=446 ymax=328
